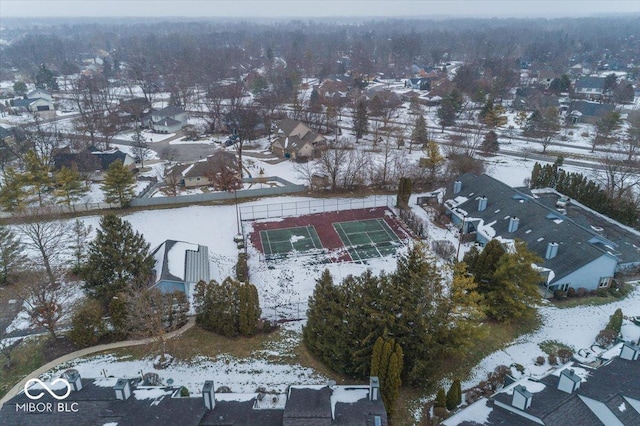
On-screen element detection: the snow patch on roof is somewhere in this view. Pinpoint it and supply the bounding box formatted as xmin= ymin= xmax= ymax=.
xmin=168 ymin=242 xmax=199 ymax=280
xmin=133 ymin=387 xmax=173 ymax=400
xmin=215 ymin=393 xmax=258 ymax=402
xmin=441 ymin=398 xmax=493 ymax=426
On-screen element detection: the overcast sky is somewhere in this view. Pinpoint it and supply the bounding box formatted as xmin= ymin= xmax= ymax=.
xmin=1 ymin=0 xmax=639 ymax=19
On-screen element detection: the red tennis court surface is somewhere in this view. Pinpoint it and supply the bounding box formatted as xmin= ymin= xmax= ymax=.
xmin=248 ymin=207 xmax=411 ymax=262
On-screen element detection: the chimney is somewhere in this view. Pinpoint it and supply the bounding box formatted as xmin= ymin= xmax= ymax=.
xmin=478 ymin=196 xmax=488 ymax=211
xmin=545 ymin=242 xmax=559 ymax=260
xmin=369 ymin=377 xmax=380 ymax=401
xmin=508 ymin=216 xmax=520 ymax=233
xmin=512 ymin=385 xmax=532 ymax=411
xmin=202 ymin=380 xmax=216 ymax=410
xmin=114 ymin=379 xmax=131 ymax=401
xmin=453 ymin=180 xmax=462 ymax=194
xmin=620 ymin=342 xmax=640 ymax=361
xmin=62 ymin=369 xmax=82 ymax=392
xmin=557 ymin=369 xmax=581 ymax=394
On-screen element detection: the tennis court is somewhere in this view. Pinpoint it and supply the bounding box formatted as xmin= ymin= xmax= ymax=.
xmin=333 ymin=218 xmax=402 ymax=262
xmin=259 ymin=225 xmax=323 ymax=259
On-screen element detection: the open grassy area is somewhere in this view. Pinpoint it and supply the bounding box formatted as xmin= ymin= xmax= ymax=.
xmin=0 ymin=337 xmax=46 ymax=400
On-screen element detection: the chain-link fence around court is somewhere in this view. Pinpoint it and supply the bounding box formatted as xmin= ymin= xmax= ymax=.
xmin=239 ymin=195 xmax=395 ymax=221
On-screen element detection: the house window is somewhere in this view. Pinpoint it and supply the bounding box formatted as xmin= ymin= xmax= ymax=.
xmin=558 ymin=283 xmax=569 ymax=291
xmin=598 ymin=277 xmax=610 ymax=288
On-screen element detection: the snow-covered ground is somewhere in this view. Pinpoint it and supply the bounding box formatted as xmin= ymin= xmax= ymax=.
xmin=40 ymin=321 xmax=328 ymax=395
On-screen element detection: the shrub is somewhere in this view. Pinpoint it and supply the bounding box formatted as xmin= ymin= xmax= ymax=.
xmin=588 ymin=290 xmax=598 ymax=297
xmin=553 ymin=290 xmax=567 ymax=300
xmin=605 ymin=308 xmax=623 ymax=334
xmin=567 ymin=287 xmax=576 ymax=298
xmin=535 ymin=356 xmax=545 ymax=366
xmin=557 ymin=348 xmax=574 ymax=364
xmin=68 ymin=298 xmax=105 ymax=348
xmin=465 ymin=389 xmax=482 ymax=405
xmin=435 ymin=388 xmax=446 ymax=408
xmin=143 ymin=372 xmax=161 ymax=386
xmin=548 ymin=354 xmax=558 ymax=365
xmin=576 ymin=287 xmax=588 ymax=298
xmin=235 ymin=253 xmax=248 ymax=283
xmin=597 ymin=289 xmax=609 ymax=298
xmin=595 ymin=329 xmax=617 ymax=348
xmin=433 ymin=406 xmax=449 ymax=420
xmin=180 ymin=387 xmax=190 ymax=397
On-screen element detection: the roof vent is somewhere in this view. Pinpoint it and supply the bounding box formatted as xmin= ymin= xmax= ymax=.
xmin=114 ymin=379 xmax=131 ymax=401
xmin=203 ymin=380 xmax=216 ymax=410
xmin=558 ymin=369 xmax=581 ymax=393
xmin=545 ymin=242 xmax=559 ymax=260
xmin=62 ymin=369 xmax=82 ymax=392
xmin=369 ymin=377 xmax=380 ymax=401
xmin=512 ymin=385 xmax=532 ymax=411
xmin=508 ymin=216 xmax=520 ymax=233
xmin=478 ymin=196 xmax=488 ymax=211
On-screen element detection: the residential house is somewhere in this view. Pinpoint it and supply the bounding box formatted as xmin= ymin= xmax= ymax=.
xmin=9 ymin=89 xmax=55 ymax=112
xmin=167 ymin=151 xmax=239 ymax=190
xmin=119 ymin=97 xmax=151 ymax=121
xmin=404 ymin=77 xmax=431 ymax=91
xmin=574 ymin=76 xmax=606 ymax=100
xmin=443 ymin=343 xmax=640 ymax=425
xmin=568 ymin=100 xmax=616 ymax=124
xmin=142 ymin=105 xmax=187 ymax=133
xmin=53 ymin=146 xmax=136 ymax=181
xmin=444 ymin=174 xmax=640 ymax=295
xmin=151 ymin=239 xmax=210 ymax=299
xmin=0 ymin=374 xmax=388 ymax=426
xmin=270 ymin=118 xmax=326 ymax=160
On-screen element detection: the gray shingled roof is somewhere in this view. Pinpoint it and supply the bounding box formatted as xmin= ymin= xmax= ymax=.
xmin=447 ymin=174 xmax=620 ymax=285
xmin=575 ymin=76 xmax=606 ymax=91
xmin=151 ymin=239 xmax=210 ymax=285
xmin=569 ymin=100 xmax=615 ymax=118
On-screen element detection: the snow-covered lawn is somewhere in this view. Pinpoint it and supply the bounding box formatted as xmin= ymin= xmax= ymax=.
xmin=41 ymin=322 xmax=328 ymax=395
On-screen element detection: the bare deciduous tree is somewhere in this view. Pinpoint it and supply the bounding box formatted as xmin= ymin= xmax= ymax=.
xmin=19 ymin=212 xmax=71 ymax=287
xmin=21 ymin=269 xmax=71 ymax=339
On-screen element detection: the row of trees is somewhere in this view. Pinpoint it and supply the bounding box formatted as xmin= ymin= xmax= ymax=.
xmin=530 ymin=162 xmax=640 ymax=228
xmin=303 ymin=244 xmax=484 ymax=387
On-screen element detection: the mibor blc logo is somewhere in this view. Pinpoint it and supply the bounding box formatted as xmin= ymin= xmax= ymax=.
xmin=16 ymin=378 xmax=78 ymax=413
xmin=24 ymin=378 xmax=71 ymax=400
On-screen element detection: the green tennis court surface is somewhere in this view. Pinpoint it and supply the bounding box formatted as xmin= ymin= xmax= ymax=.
xmin=260 ymin=226 xmax=323 ymax=259
xmin=333 ymin=218 xmax=401 ymax=262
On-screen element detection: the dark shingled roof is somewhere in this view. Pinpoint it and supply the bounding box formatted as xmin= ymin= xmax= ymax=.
xmin=448 ymin=357 xmax=640 ymax=426
xmin=284 ymin=387 xmax=333 ymax=424
xmin=200 ymin=399 xmax=283 ymax=426
xmin=575 ymin=76 xmax=606 ymax=91
xmin=569 ymin=100 xmax=615 ymax=118
xmin=447 ymin=174 xmax=621 ymax=285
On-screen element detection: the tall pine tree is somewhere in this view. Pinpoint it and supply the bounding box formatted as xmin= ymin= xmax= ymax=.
xmin=102 ymin=160 xmax=135 ymax=207
xmin=82 ymin=214 xmax=153 ymax=307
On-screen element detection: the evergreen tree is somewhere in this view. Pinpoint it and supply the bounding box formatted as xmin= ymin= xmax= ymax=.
xmin=102 ymin=160 xmax=135 ymax=207
xmin=303 ymin=269 xmax=351 ymax=372
xmin=54 ymin=166 xmax=88 ymax=208
xmin=411 ymin=114 xmax=429 ymax=146
xmin=21 ymin=149 xmax=52 ymax=207
xmin=454 ymin=379 xmax=462 ymax=405
xmin=435 ymin=388 xmax=446 ymax=408
xmin=353 ymin=97 xmax=368 ymax=142
xmin=481 ymin=131 xmax=499 ymax=155
xmin=396 ymin=177 xmax=412 ymax=207
xmin=68 ymin=298 xmax=105 ymax=348
xmin=34 ymin=64 xmax=59 ymax=91
xmin=446 ymin=381 xmax=458 ymax=410
xmin=485 ymin=240 xmax=543 ymax=322
xmin=238 ymin=282 xmax=261 ymax=336
xmin=465 ymin=239 xmax=505 ymax=294
xmin=0 ymin=226 xmax=26 ymax=286
xmin=82 ymin=214 xmax=153 ymax=307
xmin=0 ymin=167 xmax=28 ymax=212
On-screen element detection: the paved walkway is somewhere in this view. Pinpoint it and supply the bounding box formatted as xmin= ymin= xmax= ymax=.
xmin=0 ymin=317 xmax=196 ymax=408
